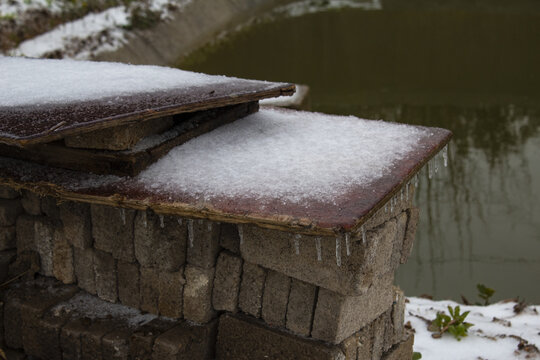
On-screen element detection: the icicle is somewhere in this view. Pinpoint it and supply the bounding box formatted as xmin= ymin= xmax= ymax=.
xmin=428 ymin=160 xmax=433 ymax=179
xmin=345 ymin=233 xmax=351 ymax=256
xmin=335 ymin=237 xmax=342 ymax=267
xmin=400 ymin=188 xmax=403 ymax=202
xmin=414 ymin=173 xmax=419 ymax=187
xmin=159 ymin=214 xmax=165 ymax=229
xmin=434 ymin=153 xmax=439 ymax=174
xmin=238 ymin=225 xmax=244 ymax=245
xmin=198 ymin=219 xmax=203 ymax=225
xmin=390 ymin=197 xmax=394 ymax=213
xmin=177 ymin=218 xmax=183 ymax=226
xmin=406 ymin=182 xmax=410 ymax=201
xmin=188 ymin=219 xmax=194 ymax=248
xmin=294 ymin=234 xmax=301 ymax=255
xmin=207 ymin=222 xmax=212 ymax=231
xmin=315 ymin=237 xmax=322 ymax=261
xmin=361 ymin=225 xmax=366 ymax=244
xmin=143 ymin=212 xmax=147 ymax=228
xmin=443 ymin=144 xmax=448 ymax=167
xmin=384 ymin=204 xmax=388 ymax=213
xmin=120 ymin=208 xmax=126 ymax=225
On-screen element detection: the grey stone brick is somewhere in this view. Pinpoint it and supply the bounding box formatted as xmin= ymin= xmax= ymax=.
xmin=356 ymin=323 xmax=374 ymax=360
xmin=286 ymin=279 xmax=317 ymax=336
xmin=0 ymin=226 xmax=16 ymax=250
xmin=102 ymin=326 xmax=132 ymax=360
xmin=129 ymin=318 xmax=176 ymax=360
xmin=93 ymin=249 xmax=118 ymax=303
xmin=34 ymin=217 xmax=56 ymax=276
xmin=159 ymin=269 xmax=185 ymax=319
xmin=118 ymin=261 xmax=140 ymax=309
xmin=183 ymin=265 xmax=215 ymax=323
xmin=53 ymin=228 xmax=75 ymax=284
xmin=186 ymin=219 xmax=221 ymax=268
xmin=7 ymin=250 xmax=40 ymax=280
xmin=212 ymin=251 xmax=243 ymax=312
xmin=262 ymin=270 xmax=291 ymax=328
xmin=0 ymin=198 xmax=23 ymax=226
xmin=41 ymin=196 xmax=60 ymax=219
xmin=91 ymin=204 xmax=135 ymax=262
xmin=390 ymin=287 xmax=406 ymax=347
xmin=15 ymin=214 xmax=36 ymax=253
xmin=0 ymin=185 xmax=19 ymax=199
xmin=152 ymin=320 xmax=218 ymax=360
xmin=61 ymin=318 xmax=88 ymax=360
xmin=74 ymin=247 xmax=96 ymax=294
xmin=311 ymin=273 xmax=395 ymax=344
xmin=21 ymin=190 xmax=41 ymax=215
xmin=81 ymin=319 xmax=117 ymax=360
xmin=140 ymin=266 xmax=160 ymax=314
xmin=23 ymin=308 xmax=70 ymax=360
xmin=381 ymin=331 xmax=414 ymax=360
xmin=401 ymin=208 xmax=419 ymax=264
xmin=134 ymin=211 xmax=187 ymax=271
xmin=219 ymin=223 xmax=240 ymax=254
xmin=390 ymin=212 xmax=408 ymax=272
xmin=0 ymin=250 xmax=16 ymax=284
xmin=60 ymin=201 xmax=93 ymax=249
xmin=238 ymin=262 xmax=266 ymax=318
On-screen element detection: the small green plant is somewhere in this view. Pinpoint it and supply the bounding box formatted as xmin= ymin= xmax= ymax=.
xmin=477 ymin=284 xmax=495 ymax=305
xmin=412 ymin=352 xmax=422 ymax=360
xmin=430 ymin=305 xmax=473 ymax=341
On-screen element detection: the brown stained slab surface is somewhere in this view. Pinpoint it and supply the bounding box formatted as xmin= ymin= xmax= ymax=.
xmin=0 ymin=125 xmax=451 ymax=236
xmin=0 ymin=81 xmax=294 ymax=147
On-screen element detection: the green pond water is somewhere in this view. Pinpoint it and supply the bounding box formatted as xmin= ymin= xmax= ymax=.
xmin=178 ymin=5 xmax=540 ymax=302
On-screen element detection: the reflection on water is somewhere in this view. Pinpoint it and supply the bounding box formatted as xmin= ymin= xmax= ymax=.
xmin=179 ymin=5 xmax=540 ymax=301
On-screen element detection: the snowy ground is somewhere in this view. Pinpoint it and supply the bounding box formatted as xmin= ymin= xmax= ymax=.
xmin=406 ymin=297 xmax=540 ymax=360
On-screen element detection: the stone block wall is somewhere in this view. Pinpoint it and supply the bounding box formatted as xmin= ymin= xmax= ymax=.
xmin=0 ymin=183 xmax=418 ymax=359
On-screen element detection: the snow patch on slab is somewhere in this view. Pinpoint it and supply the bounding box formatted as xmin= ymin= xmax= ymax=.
xmin=0 ymin=0 xmax=61 ymax=17
xmin=137 ymin=107 xmax=430 ymax=204
xmin=0 ymin=56 xmax=230 ymax=107
xmin=273 ymin=0 xmax=381 ymax=18
xmin=406 ymin=297 xmax=540 ymax=360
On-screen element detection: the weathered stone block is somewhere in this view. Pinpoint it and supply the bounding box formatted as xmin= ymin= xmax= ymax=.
xmin=0 ymin=198 xmax=23 ymax=226
xmin=286 ymin=279 xmax=317 ymax=336
xmin=34 ymin=217 xmax=56 ymax=276
xmin=102 ymin=326 xmax=132 ymax=360
xmin=23 ymin=308 xmax=70 ymax=360
xmin=311 ymin=273 xmax=395 ymax=344
xmin=8 ymin=250 xmax=40 ymax=280
xmin=212 ymin=251 xmax=242 ymax=312
xmin=53 ymin=228 xmax=75 ymax=284
xmin=401 ymin=207 xmax=419 ymax=264
xmin=390 ymin=287 xmax=405 ymax=348
xmin=0 ymin=185 xmax=19 ymax=199
xmin=356 ymin=323 xmax=374 ymax=360
xmin=140 ymin=266 xmax=160 ymax=314
xmin=15 ymin=214 xmax=36 ymax=253
xmin=0 ymin=226 xmax=16 ymax=250
xmin=219 ymin=223 xmax=240 ymax=254
xmin=152 ymin=320 xmax=218 ymax=360
xmin=238 ymin=262 xmax=266 ymax=317
xmin=94 ymin=249 xmax=118 ymax=303
xmin=41 ymin=196 xmax=60 ymax=219
xmin=61 ymin=318 xmax=88 ymax=360
xmin=134 ymin=211 xmax=187 ymax=271
xmin=159 ymin=269 xmax=185 ymax=319
xmin=217 ymin=314 xmax=346 ymax=360
xmin=59 ymin=201 xmax=93 ymax=249
xmin=183 ymin=265 xmax=215 ymax=323
xmin=74 ymin=247 xmax=96 ymax=294
xmin=118 ymin=261 xmax=140 ymax=309
xmin=81 ymin=319 xmax=117 ymax=360
xmin=21 ymin=190 xmax=41 ymax=215
xmin=129 ymin=318 xmax=176 ymax=360
xmin=262 ymin=270 xmax=291 ymax=328
xmin=390 ymin=212 xmax=408 ymax=271
xmin=186 ymin=219 xmax=221 ymax=268
xmin=91 ymin=204 xmax=135 ymax=262
xmin=240 ymin=220 xmax=397 ymax=296
xmin=0 ymin=250 xmax=16 ymax=283
xmin=373 ymin=309 xmax=391 ymax=357
xmin=381 ymin=331 xmax=414 ymax=360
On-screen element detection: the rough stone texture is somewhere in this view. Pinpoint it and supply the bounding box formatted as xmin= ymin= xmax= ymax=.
xmin=53 ymin=228 xmax=75 ymax=284
xmin=311 ymin=273 xmax=395 ymax=344
xmin=355 ymin=323 xmax=374 ymax=360
xmin=373 ymin=309 xmax=391 ymax=356
xmin=0 ymin=198 xmax=23 ymax=226
xmin=186 ymin=219 xmax=221 ymax=268
xmin=118 ymin=260 xmax=140 ymax=309
xmin=389 ymin=287 xmax=406 ymax=348
xmin=91 ymin=204 xmax=136 ymax=262
xmin=81 ymin=319 xmax=117 ymax=360
xmin=0 ymin=226 xmax=16 ymax=250
xmin=130 ymin=318 xmax=176 ymax=360
xmin=21 ymin=190 xmax=42 ymax=215
xmin=286 ymin=279 xmax=317 ymax=336
xmin=15 ymin=215 xmax=36 ymax=253
xmin=23 ymin=308 xmax=70 ymax=360
xmin=61 ymin=318 xmax=88 ymax=360
xmin=219 ymin=223 xmax=240 ymax=254
xmin=401 ymin=207 xmax=420 ymax=264
xmin=140 ymin=266 xmax=160 ymax=314
xmin=8 ymin=250 xmax=40 ymax=280
xmin=238 ymin=262 xmax=266 ymax=317
xmin=340 ymin=332 xmax=360 ymax=360
xmin=0 ymin=185 xmax=19 ymax=199
xmin=183 ymin=265 xmax=215 ymax=324
xmin=240 ymin=221 xmax=397 ymax=296
xmin=0 ymin=249 xmax=16 ymax=283
xmin=262 ymin=270 xmax=291 ymax=328
xmin=363 ymin=184 xmax=415 ymax=231
xmin=390 ymin=212 xmax=408 ymax=272
xmin=134 ymin=211 xmax=187 ymax=271
xmin=152 ymin=320 xmax=218 ymax=360
xmin=41 ymin=196 xmax=60 ymax=219
xmin=74 ymin=247 xmax=96 ymax=294
xmin=34 ymin=217 xmax=56 ymax=276
xmin=93 ymin=249 xmax=118 ymax=303
xmin=217 ymin=314 xmax=346 ymax=360
xmin=59 ymin=201 xmax=93 ymax=249
xmin=102 ymin=326 xmax=132 ymax=360
xmin=381 ymin=331 xmax=414 ymax=360
xmin=158 ymin=269 xmax=185 ymax=319
xmin=212 ymin=251 xmax=243 ymax=312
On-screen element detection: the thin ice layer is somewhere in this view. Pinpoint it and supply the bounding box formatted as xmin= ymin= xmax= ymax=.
xmin=137 ymin=107 xmax=430 ymax=203
xmin=0 ymin=56 xmax=231 ymax=107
